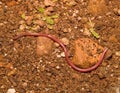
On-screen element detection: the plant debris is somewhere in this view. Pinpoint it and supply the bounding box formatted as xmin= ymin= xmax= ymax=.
xmin=45 ymin=16 xmax=54 ymax=25
xmin=88 ymin=18 xmax=100 ymax=39
xmin=38 ymin=7 xmax=45 ymax=13
xmin=90 ymin=28 xmax=100 ymax=39
xmin=21 ymin=13 xmax=26 ymax=19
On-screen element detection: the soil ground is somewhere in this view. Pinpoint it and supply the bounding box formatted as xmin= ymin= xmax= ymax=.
xmin=0 ymin=0 xmax=120 ymax=93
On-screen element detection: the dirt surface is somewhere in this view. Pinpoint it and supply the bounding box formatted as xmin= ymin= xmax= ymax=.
xmin=0 ymin=0 xmax=120 ymax=93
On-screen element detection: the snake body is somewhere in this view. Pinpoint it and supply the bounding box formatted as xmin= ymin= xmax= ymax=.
xmin=14 ymin=32 xmax=108 ymax=73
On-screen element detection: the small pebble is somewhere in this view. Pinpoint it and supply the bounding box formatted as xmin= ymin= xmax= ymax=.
xmin=61 ymin=38 xmax=69 ymax=45
xmin=5 ymin=5 xmax=8 ymax=8
xmin=115 ymin=51 xmax=120 ymax=56
xmin=25 ymin=16 xmax=33 ymax=21
xmin=63 ymin=28 xmax=72 ymax=33
xmin=19 ymin=24 xmax=25 ymax=30
xmin=114 ymin=64 xmax=119 ymax=69
xmin=56 ymin=54 xmax=61 ymax=58
xmin=110 ymin=74 xmax=114 ymax=77
xmin=98 ymin=16 xmax=102 ymax=19
xmin=118 ymin=9 xmax=120 ymax=16
xmin=74 ymin=26 xmax=77 ymax=29
xmin=39 ymin=59 xmax=43 ymax=63
xmin=63 ymin=28 xmax=68 ymax=33
xmin=68 ymin=28 xmax=72 ymax=32
xmin=45 ymin=88 xmax=50 ymax=91
xmin=77 ymin=17 xmax=82 ymax=21
xmin=40 ymin=65 xmax=45 ymax=71
xmin=60 ymin=52 xmax=65 ymax=57
xmin=81 ymin=87 xmax=85 ymax=90
xmin=1 ymin=85 xmax=5 ymax=89
xmin=118 ymin=77 xmax=120 ymax=81
xmin=114 ymin=8 xmax=120 ymax=16
xmin=0 ymin=23 xmax=4 ymax=26
xmin=36 ymin=37 xmax=53 ymax=55
xmin=72 ymin=13 xmax=77 ymax=17
xmin=4 ymin=53 xmax=7 ymax=56
xmin=54 ymin=42 xmax=60 ymax=47
xmin=74 ymin=10 xmax=79 ymax=13
xmin=46 ymin=73 xmax=52 ymax=76
xmin=80 ymin=29 xmax=84 ymax=32
xmin=7 ymin=88 xmax=16 ymax=93
xmin=56 ymin=65 xmax=60 ymax=69
xmin=115 ymin=87 xmax=120 ymax=93
xmin=0 ymin=2 xmax=2 ymax=4
xmin=22 ymin=82 xmax=28 ymax=87
xmin=25 ymin=16 xmax=33 ymax=25
xmin=32 ymin=25 xmax=40 ymax=31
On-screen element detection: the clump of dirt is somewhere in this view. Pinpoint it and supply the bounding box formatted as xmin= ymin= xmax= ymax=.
xmin=36 ymin=37 xmax=53 ymax=56
xmin=72 ymin=38 xmax=104 ymax=68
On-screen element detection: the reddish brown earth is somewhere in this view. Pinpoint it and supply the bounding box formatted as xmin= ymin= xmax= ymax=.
xmin=0 ymin=0 xmax=120 ymax=93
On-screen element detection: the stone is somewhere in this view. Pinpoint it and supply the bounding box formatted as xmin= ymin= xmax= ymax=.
xmin=63 ymin=28 xmax=69 ymax=33
xmin=19 ymin=24 xmax=26 ymax=30
xmin=61 ymin=37 xmax=69 ymax=45
xmin=7 ymin=88 xmax=16 ymax=93
xmin=115 ymin=51 xmax=120 ymax=56
xmin=36 ymin=37 xmax=53 ymax=56
xmin=118 ymin=9 xmax=120 ymax=16
xmin=56 ymin=65 xmax=60 ymax=69
xmin=0 ymin=23 xmax=4 ymax=26
xmin=72 ymin=38 xmax=104 ymax=68
xmin=60 ymin=52 xmax=65 ymax=57
xmin=114 ymin=8 xmax=120 ymax=16
xmin=31 ymin=25 xmax=40 ymax=31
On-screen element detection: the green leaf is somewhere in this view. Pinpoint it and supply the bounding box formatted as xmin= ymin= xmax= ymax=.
xmin=45 ymin=17 xmax=54 ymax=25
xmin=90 ymin=28 xmax=100 ymax=39
xmin=21 ymin=13 xmax=26 ymax=19
xmin=51 ymin=14 xmax=59 ymax=19
xmin=38 ymin=7 xmax=45 ymax=13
